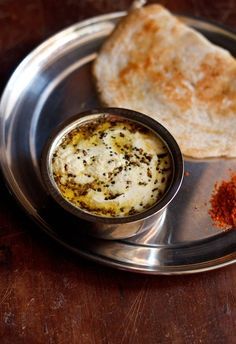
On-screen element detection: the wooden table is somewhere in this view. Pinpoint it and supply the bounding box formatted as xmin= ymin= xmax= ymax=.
xmin=0 ymin=1 xmax=235 ymax=343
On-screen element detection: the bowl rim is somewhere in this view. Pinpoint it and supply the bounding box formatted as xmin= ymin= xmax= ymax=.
xmin=41 ymin=107 xmax=184 ymax=224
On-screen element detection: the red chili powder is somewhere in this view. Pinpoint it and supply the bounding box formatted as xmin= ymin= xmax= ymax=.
xmin=209 ymin=174 xmax=236 ymax=230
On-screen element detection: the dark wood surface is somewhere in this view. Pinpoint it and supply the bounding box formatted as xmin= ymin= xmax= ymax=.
xmin=0 ymin=1 xmax=235 ymax=343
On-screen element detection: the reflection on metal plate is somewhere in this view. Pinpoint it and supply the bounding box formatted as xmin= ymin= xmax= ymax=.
xmin=0 ymin=12 xmax=235 ymax=274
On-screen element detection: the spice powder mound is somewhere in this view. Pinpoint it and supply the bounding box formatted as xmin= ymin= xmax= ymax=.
xmin=209 ymin=173 xmax=236 ymax=230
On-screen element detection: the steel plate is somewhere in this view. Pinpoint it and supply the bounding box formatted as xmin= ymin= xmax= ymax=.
xmin=0 ymin=12 xmax=235 ymax=274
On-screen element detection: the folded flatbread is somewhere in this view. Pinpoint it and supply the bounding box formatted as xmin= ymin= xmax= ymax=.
xmin=93 ymin=4 xmax=236 ymax=158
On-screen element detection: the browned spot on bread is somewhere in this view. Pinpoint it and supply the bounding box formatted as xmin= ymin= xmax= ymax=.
xmin=119 ymin=61 xmax=141 ymax=83
xmin=143 ymin=20 xmax=159 ymax=34
xmin=118 ymin=57 xmax=192 ymax=111
xmin=196 ymin=53 xmax=236 ymax=115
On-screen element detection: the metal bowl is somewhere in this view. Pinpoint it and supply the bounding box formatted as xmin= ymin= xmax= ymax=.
xmin=41 ymin=108 xmax=183 ymax=239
